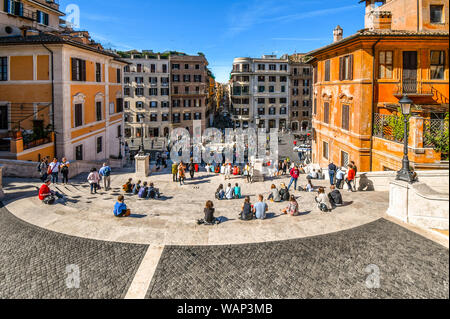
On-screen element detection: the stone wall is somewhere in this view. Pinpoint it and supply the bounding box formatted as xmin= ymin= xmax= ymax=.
xmin=0 ymin=159 xmax=124 ymax=179
xmin=387 ymin=181 xmax=449 ymax=230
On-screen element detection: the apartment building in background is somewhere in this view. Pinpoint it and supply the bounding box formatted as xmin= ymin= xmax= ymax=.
xmin=0 ymin=1 xmax=126 ymax=162
xmin=230 ymin=55 xmax=290 ymax=131
xmin=307 ymin=0 xmax=449 ymax=172
xmin=289 ymin=53 xmax=313 ymax=132
xmin=122 ymin=51 xmax=170 ymax=152
xmin=169 ymin=54 xmax=209 ymax=134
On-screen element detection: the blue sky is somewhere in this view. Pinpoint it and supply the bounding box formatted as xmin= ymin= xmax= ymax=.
xmin=60 ymin=0 xmax=365 ymax=83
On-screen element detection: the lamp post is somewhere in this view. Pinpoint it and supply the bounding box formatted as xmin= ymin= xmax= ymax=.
xmin=137 ymin=113 xmax=145 ymax=156
xmin=396 ymin=95 xmax=416 ymax=183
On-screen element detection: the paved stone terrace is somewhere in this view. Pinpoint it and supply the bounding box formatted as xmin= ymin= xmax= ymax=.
xmin=0 ymin=204 xmax=147 ymax=299
xmin=146 ymin=219 xmax=449 ymax=299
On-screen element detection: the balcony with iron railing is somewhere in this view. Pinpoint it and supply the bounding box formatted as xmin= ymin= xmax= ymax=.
xmin=393 ymin=80 xmax=434 ymax=97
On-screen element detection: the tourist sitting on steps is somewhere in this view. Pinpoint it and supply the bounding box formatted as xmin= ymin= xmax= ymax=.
xmin=114 ymin=195 xmax=131 ymax=217
xmin=197 ymin=200 xmax=219 ymax=225
xmin=281 ymin=195 xmax=299 ymax=216
xmin=233 ymin=183 xmax=242 ymax=199
xmin=132 ymin=181 xmax=142 ymax=195
xmin=123 ymin=178 xmax=134 ymax=193
xmin=240 ymin=196 xmax=254 ymax=221
xmin=267 ymin=184 xmax=281 ymax=203
xmin=328 ymin=185 xmax=343 ymax=207
xmin=39 ymin=178 xmax=63 ymax=205
xmin=138 ymin=182 xmax=148 ymax=199
xmin=279 ymin=183 xmax=290 ymax=201
xmin=225 ymin=183 xmax=234 ymax=200
xmin=147 ymin=182 xmax=161 ymax=199
xmin=215 ymin=184 xmax=225 ymax=200
xmin=254 ymin=194 xmax=268 ymax=220
xmin=315 ymin=187 xmax=333 ymax=212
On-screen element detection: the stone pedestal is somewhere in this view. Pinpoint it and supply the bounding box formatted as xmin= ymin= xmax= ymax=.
xmin=386 ymin=180 xmax=409 ymax=223
xmin=252 ymin=159 xmax=265 ymax=183
xmin=135 ymin=154 xmax=150 ymax=178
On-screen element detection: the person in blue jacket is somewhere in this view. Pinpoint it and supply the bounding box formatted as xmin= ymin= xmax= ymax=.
xmin=114 ymin=195 xmax=130 ymax=217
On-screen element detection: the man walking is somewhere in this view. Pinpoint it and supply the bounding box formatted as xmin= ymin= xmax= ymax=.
xmin=287 ymin=165 xmax=300 ymax=191
xmin=328 ymin=161 xmax=337 ymax=186
xmin=37 ymin=157 xmax=49 ymax=182
xmin=99 ymin=163 xmax=112 ymax=191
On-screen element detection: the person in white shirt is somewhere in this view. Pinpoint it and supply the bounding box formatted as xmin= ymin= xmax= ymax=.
xmin=225 ymin=183 xmax=234 ymax=200
xmin=48 ymin=158 xmax=60 ymax=184
xmin=335 ymin=168 xmax=346 ymax=189
xmin=224 ymin=163 xmax=232 ymax=180
xmin=315 ymin=187 xmax=333 ymax=212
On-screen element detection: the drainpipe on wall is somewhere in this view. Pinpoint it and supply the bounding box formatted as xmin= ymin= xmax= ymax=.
xmin=417 ymin=0 xmax=420 ymax=32
xmin=369 ymin=38 xmax=382 ymax=172
xmin=41 ymin=43 xmax=56 ymax=158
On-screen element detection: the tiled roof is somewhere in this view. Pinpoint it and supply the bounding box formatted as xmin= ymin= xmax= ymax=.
xmin=306 ymin=28 xmax=449 ymax=57
xmin=0 ymin=33 xmax=125 ymax=61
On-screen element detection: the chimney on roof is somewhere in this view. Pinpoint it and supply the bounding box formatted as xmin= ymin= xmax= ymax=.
xmin=372 ymin=11 xmax=392 ymax=30
xmin=333 ymin=25 xmax=343 ymax=43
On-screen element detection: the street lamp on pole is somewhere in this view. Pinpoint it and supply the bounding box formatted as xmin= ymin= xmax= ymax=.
xmin=137 ymin=113 xmax=145 ymax=156
xmin=396 ymin=95 xmax=416 ymax=183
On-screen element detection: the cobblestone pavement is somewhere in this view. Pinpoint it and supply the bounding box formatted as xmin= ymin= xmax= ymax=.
xmin=146 ymin=219 xmax=449 ymax=299
xmin=0 ymin=205 xmax=147 ymax=299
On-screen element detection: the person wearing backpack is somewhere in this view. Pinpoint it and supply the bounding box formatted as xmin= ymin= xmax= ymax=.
xmin=138 ymin=182 xmax=148 ymax=199
xmin=99 ymin=163 xmax=112 ymax=191
xmin=240 ymin=196 xmax=254 ymax=221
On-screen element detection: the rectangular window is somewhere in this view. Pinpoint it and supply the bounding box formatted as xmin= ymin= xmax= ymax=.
xmin=0 ymin=105 xmax=8 ymax=129
xmin=258 ymin=108 xmax=265 ymax=115
xmin=269 ymin=98 xmax=276 ymax=104
xmin=339 ymin=55 xmax=353 ymax=81
xmin=258 ymin=76 xmax=265 ymax=82
xmin=185 ymin=64 xmax=189 ymax=69
xmin=430 ymin=51 xmax=445 ymax=80
xmin=172 ymin=64 xmax=180 ymax=70
xmin=162 ymin=113 xmax=169 ymax=121
xmin=71 ymin=58 xmax=86 ymax=81
xmin=117 ymin=125 xmax=122 ymax=138
xmin=430 ymin=5 xmax=443 ymax=23
xmin=314 ymin=98 xmax=317 ymax=115
xmin=258 ymin=86 xmax=265 ymax=93
xmin=323 ymin=141 xmax=329 ymax=160
xmin=124 ymin=88 xmax=130 ymax=96
xmin=379 ymin=51 xmax=393 ymax=79
xmin=75 ymin=145 xmax=83 ymax=161
xmin=96 ymin=136 xmax=103 ymax=154
xmin=314 ymin=66 xmax=318 ymax=83
xmin=74 ymin=104 xmax=83 ymax=127
xmin=280 ymin=98 xmax=287 ymax=104
xmin=269 ymin=76 xmax=276 ymax=82
xmin=161 ymin=88 xmax=169 ymax=96
xmin=150 ymin=113 xmax=157 ymax=122
xmin=151 ymin=64 xmax=156 ymax=73
xmin=258 ymin=64 xmax=265 ymax=71
xmin=116 ymin=98 xmax=123 ymax=113
xmin=258 ymin=98 xmax=265 ymax=104
xmin=36 ymin=10 xmax=49 ymax=25
xmin=341 ymin=151 xmax=349 ymax=168
xmin=183 ymin=113 xmax=191 ymax=120
xmin=0 ymin=57 xmax=7 ymax=81
xmin=95 ymin=63 xmax=101 ymax=82
xmin=324 ymin=60 xmax=330 ymax=82
xmin=280 ymin=76 xmax=287 ymax=82
xmin=96 ymin=101 xmax=102 ymax=121
xmin=194 ymin=112 xmax=202 ymax=120
xmin=342 ymin=104 xmax=350 ymax=131
xmin=149 ymin=88 xmax=158 ymax=96
xmin=162 ymin=64 xmax=168 ymax=73
xmin=269 ymin=64 xmax=276 ymax=71
xmin=116 ymin=68 xmax=121 ymax=83
xmin=135 ymin=88 xmax=144 ymax=96
xmin=323 ymin=102 xmax=330 ymax=124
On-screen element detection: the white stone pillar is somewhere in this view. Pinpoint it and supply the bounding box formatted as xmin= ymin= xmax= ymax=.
xmin=386 ymin=180 xmax=409 ymax=223
xmin=135 ymin=154 xmax=150 ymax=178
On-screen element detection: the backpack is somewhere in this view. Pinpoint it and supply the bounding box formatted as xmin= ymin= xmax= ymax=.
xmin=37 ymin=162 xmax=43 ymax=172
xmin=319 ymin=203 xmax=329 ymax=212
xmin=103 ymin=167 xmax=111 ymax=177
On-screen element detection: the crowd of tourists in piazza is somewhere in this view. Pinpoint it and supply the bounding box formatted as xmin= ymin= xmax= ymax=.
xmin=35 ymin=149 xmax=359 ymax=222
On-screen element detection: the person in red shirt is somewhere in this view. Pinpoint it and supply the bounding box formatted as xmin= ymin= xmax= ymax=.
xmin=39 ymin=178 xmax=63 ymax=204
xmin=346 ymin=165 xmax=356 ymax=192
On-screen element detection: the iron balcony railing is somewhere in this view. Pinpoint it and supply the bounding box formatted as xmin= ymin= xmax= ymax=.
xmin=394 ymin=80 xmax=433 ymax=96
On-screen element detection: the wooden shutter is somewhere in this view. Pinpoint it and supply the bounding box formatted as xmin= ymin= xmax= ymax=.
xmin=339 ymin=57 xmax=344 ymax=81
xmin=349 ymin=55 xmax=353 ymax=80
xmin=342 ymin=104 xmax=349 ymax=130
xmin=74 ymin=104 xmax=83 ymax=127
xmin=71 ymin=58 xmax=77 ymax=81
xmin=81 ymin=60 xmax=86 ymax=81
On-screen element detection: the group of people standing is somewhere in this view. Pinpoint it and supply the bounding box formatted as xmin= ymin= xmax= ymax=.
xmin=327 ymin=161 xmax=358 ymax=192
xmin=37 ymin=157 xmax=70 ymax=184
xmin=87 ymin=163 xmax=112 ymax=194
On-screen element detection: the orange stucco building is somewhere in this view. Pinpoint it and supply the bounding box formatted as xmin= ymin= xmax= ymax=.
xmin=0 ymin=1 xmax=127 ymax=162
xmin=307 ymin=0 xmax=449 ymax=172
